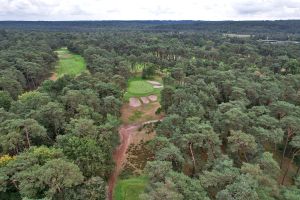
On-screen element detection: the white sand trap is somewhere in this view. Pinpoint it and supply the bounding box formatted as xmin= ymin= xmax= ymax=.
xmin=140 ymin=97 xmax=150 ymax=104
xmin=153 ymin=85 xmax=163 ymax=89
xmin=129 ymin=98 xmax=141 ymax=107
xmin=148 ymin=95 xmax=158 ymax=102
xmin=147 ymin=80 xmax=162 ymax=86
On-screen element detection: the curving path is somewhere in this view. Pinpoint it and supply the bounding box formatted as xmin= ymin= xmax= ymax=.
xmin=107 ymin=97 xmax=163 ymax=200
xmin=107 ymin=124 xmax=139 ymax=200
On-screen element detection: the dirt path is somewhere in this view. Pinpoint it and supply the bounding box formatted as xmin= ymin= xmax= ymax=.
xmin=107 ymin=99 xmax=163 ymax=200
xmin=108 ymin=125 xmax=139 ymax=200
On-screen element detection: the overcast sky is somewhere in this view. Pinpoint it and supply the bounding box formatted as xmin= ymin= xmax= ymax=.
xmin=1 ymin=0 xmax=300 ymax=21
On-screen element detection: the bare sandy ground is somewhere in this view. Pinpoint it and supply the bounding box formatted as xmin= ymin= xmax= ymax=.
xmin=124 ymin=128 xmax=156 ymax=174
xmin=107 ymin=100 xmax=164 ymax=200
xmin=107 ymin=79 xmax=164 ymax=199
xmin=147 ymin=80 xmax=162 ymax=86
xmin=147 ymin=80 xmax=163 ymax=88
xmin=107 ymin=124 xmax=139 ymax=200
xmin=153 ymin=85 xmax=163 ymax=88
xmin=129 ymin=97 xmax=141 ymax=107
xmin=121 ymin=102 xmax=162 ymax=125
xmin=140 ymin=96 xmax=150 ymax=104
xmin=148 ymin=95 xmax=158 ymax=102
xmin=49 ymin=73 xmax=57 ymax=81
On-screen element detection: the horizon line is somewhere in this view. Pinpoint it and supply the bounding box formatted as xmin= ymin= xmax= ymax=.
xmin=1 ymin=19 xmax=300 ymax=22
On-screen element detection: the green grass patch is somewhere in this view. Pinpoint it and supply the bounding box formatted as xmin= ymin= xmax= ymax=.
xmin=129 ymin=111 xmax=143 ymax=122
xmin=128 ymin=80 xmax=154 ymax=94
xmin=130 ymin=63 xmax=144 ymax=73
xmin=114 ymin=176 xmax=148 ymax=200
xmin=124 ymin=77 xmax=162 ymax=101
xmin=55 ymin=47 xmax=87 ymax=77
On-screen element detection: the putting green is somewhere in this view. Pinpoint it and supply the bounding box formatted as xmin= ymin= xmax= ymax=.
xmin=124 ymin=77 xmax=163 ymax=101
xmin=127 ymin=80 xmax=154 ymax=95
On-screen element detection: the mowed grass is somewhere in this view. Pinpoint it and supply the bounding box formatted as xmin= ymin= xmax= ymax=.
xmin=128 ymin=80 xmax=154 ymax=94
xmin=114 ymin=176 xmax=148 ymax=200
xmin=55 ymin=48 xmax=86 ymax=77
xmin=124 ymin=77 xmax=162 ymax=101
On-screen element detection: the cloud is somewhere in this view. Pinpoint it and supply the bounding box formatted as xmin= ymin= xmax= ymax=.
xmin=0 ymin=0 xmax=58 ymax=17
xmin=0 ymin=0 xmax=90 ymax=19
xmin=0 ymin=0 xmax=300 ymax=20
xmin=231 ymin=0 xmax=300 ymax=19
xmin=142 ymin=6 xmax=175 ymax=17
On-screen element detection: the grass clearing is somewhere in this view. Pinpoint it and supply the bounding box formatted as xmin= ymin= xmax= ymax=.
xmin=55 ymin=47 xmax=87 ymax=77
xmin=124 ymin=77 xmax=162 ymax=101
xmin=114 ymin=176 xmax=148 ymax=200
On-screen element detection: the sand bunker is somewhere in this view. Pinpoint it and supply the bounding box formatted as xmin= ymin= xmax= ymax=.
xmin=153 ymin=85 xmax=163 ymax=89
xmin=108 ymin=92 xmax=165 ymax=199
xmin=147 ymin=81 xmax=163 ymax=89
xmin=129 ymin=97 xmax=141 ymax=107
xmin=148 ymin=95 xmax=158 ymax=102
xmin=140 ymin=97 xmax=150 ymax=104
xmin=147 ymin=80 xmax=161 ymax=86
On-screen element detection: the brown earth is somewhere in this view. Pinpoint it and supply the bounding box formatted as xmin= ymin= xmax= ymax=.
xmin=107 ymin=100 xmax=164 ymax=200
xmin=122 ymin=123 xmax=156 ymax=175
xmin=129 ymin=97 xmax=141 ymax=107
xmin=49 ymin=73 xmax=57 ymax=81
xmin=140 ymin=96 xmax=150 ymax=104
xmin=107 ymin=124 xmax=139 ymax=200
xmin=121 ymin=101 xmax=162 ymax=125
xmin=148 ymin=95 xmax=158 ymax=102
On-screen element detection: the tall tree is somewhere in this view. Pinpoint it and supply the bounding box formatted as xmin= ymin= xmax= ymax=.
xmin=228 ymin=130 xmax=257 ymax=162
xmin=0 ymin=119 xmax=48 ymax=154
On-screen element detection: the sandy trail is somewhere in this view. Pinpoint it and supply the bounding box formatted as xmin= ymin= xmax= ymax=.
xmin=108 ymin=77 xmax=164 ymax=199
xmin=107 ymin=124 xmax=139 ymax=200
xmin=107 ymin=100 xmax=164 ymax=200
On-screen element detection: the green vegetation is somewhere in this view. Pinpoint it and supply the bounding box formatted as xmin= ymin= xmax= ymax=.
xmin=114 ymin=176 xmax=148 ymax=200
xmin=130 ymin=64 xmax=144 ymax=73
xmin=124 ymin=77 xmax=162 ymax=100
xmin=127 ymin=79 xmax=154 ymax=95
xmin=0 ymin=32 xmax=122 ymax=199
xmin=55 ymin=48 xmax=86 ymax=77
xmin=128 ymin=110 xmax=143 ymax=122
xmin=2 ymin=21 xmax=300 ymax=200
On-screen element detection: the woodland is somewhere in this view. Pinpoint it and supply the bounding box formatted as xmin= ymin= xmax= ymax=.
xmin=1 ymin=21 xmax=300 ymax=199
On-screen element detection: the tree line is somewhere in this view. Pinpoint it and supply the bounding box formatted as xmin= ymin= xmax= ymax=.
xmin=1 ymin=24 xmax=300 ymax=199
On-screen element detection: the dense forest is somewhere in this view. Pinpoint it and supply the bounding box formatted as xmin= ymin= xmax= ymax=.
xmin=2 ymin=20 xmax=300 ymax=34
xmin=1 ymin=21 xmax=300 ymax=199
